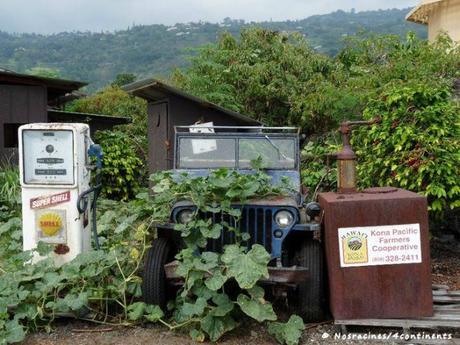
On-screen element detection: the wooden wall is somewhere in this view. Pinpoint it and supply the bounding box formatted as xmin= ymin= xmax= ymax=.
xmin=147 ymin=95 xmax=244 ymax=175
xmin=0 ymin=84 xmax=47 ymax=164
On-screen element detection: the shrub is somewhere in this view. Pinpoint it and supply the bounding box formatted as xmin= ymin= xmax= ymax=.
xmin=300 ymin=136 xmax=339 ymax=200
xmin=68 ymin=85 xmax=148 ymax=161
xmin=352 ymin=80 xmax=460 ymax=215
xmin=95 ymin=130 xmax=145 ymax=201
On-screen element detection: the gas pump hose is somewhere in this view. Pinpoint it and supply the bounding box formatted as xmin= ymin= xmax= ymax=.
xmin=77 ymin=181 xmax=102 ymax=250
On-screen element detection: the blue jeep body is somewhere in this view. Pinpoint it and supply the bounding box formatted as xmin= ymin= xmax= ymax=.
xmin=145 ymin=126 xmax=326 ymax=321
xmin=167 ymin=126 xmax=320 ymax=261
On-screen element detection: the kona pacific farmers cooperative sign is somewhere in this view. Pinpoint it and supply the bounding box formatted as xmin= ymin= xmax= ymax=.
xmin=338 ymin=223 xmax=422 ymax=267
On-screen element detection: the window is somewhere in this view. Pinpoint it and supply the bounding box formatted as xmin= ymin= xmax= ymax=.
xmin=238 ymin=138 xmax=296 ymax=169
xmin=178 ymin=138 xmax=236 ymax=168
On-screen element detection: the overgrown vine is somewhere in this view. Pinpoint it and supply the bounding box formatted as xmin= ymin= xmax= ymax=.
xmin=0 ymin=168 xmax=304 ymax=345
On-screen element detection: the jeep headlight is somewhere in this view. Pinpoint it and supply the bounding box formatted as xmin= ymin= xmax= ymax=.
xmin=177 ymin=209 xmax=194 ymax=224
xmin=275 ymin=210 xmax=294 ymax=228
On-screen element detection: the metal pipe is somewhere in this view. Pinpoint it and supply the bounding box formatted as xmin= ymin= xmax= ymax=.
xmin=335 ymin=119 xmax=380 ymax=194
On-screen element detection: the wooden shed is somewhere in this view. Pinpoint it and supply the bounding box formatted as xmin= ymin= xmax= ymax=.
xmin=0 ymin=69 xmax=130 ymax=163
xmin=123 ymin=78 xmax=260 ymax=174
xmin=406 ymin=0 xmax=460 ymax=41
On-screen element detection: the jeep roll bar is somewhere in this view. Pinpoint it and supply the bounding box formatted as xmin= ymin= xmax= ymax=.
xmin=174 ymin=126 xmax=300 ymax=134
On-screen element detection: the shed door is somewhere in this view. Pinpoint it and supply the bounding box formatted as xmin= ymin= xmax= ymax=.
xmin=148 ymin=102 xmax=169 ymax=173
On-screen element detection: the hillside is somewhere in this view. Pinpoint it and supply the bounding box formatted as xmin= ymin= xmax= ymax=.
xmin=0 ymin=8 xmax=426 ymax=91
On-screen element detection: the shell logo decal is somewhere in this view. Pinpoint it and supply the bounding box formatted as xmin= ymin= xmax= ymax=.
xmin=38 ymin=212 xmax=63 ymax=237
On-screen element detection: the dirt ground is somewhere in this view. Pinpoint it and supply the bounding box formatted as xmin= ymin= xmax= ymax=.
xmin=21 ymin=322 xmax=405 ymax=345
xmin=22 ymin=239 xmax=460 ymax=345
xmin=430 ymin=239 xmax=460 ymax=290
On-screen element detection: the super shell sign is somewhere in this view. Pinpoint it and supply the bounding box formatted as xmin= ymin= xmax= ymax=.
xmin=35 ymin=209 xmax=67 ymax=244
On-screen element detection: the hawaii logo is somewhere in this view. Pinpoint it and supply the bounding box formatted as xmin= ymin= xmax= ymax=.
xmin=341 ymin=231 xmax=369 ymax=264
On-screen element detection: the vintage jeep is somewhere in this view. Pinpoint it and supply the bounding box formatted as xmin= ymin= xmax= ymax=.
xmin=142 ymin=126 xmax=326 ymax=321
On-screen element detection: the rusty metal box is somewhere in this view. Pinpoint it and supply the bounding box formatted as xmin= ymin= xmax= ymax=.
xmin=319 ymin=187 xmax=433 ymax=320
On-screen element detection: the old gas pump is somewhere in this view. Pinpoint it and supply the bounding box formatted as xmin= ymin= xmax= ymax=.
xmin=18 ymin=123 xmax=102 ymax=264
xmin=319 ymin=119 xmax=433 ymax=320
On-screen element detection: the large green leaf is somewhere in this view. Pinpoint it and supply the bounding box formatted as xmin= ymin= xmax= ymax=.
xmin=204 ymin=269 xmax=227 ymax=291
xmin=127 ymin=302 xmax=146 ymax=321
xmin=3 ymin=319 xmax=26 ymax=344
xmin=268 ymin=315 xmax=305 ymax=345
xmin=236 ymin=293 xmax=276 ymax=322
xmin=181 ymin=297 xmax=208 ymax=317
xmin=190 ymin=328 xmax=206 ymax=342
xmin=144 ymin=305 xmax=164 ymax=322
xmin=200 ymin=314 xmax=236 ymax=342
xmin=210 ymin=293 xmax=234 ymax=317
xmin=221 ymin=244 xmax=270 ymax=289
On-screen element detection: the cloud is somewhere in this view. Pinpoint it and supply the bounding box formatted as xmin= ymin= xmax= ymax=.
xmin=0 ymin=0 xmax=418 ymax=34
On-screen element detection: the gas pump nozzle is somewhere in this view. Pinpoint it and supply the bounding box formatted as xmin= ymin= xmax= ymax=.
xmin=77 ymin=143 xmax=103 ymax=250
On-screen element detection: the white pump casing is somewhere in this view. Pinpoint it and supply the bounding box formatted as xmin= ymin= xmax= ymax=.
xmin=19 ymin=123 xmax=92 ymax=265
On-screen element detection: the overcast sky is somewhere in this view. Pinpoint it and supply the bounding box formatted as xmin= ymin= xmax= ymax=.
xmin=0 ymin=0 xmax=418 ymax=34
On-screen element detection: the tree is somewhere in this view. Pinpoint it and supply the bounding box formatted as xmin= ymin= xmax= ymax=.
xmin=172 ymin=28 xmax=345 ymax=134
xmin=336 ymin=32 xmax=460 ymax=107
xmin=68 ymin=86 xmax=147 ymax=149
xmin=111 ymin=73 xmax=137 ymax=87
xmin=25 ymin=66 xmax=60 ymax=78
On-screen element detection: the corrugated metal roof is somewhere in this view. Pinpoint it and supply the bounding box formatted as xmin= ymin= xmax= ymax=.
xmin=406 ymin=0 xmax=443 ymax=24
xmin=123 ymin=78 xmax=261 ymax=125
xmin=0 ymin=70 xmax=87 ymax=90
xmin=0 ymin=69 xmax=87 ymax=100
xmin=47 ymin=109 xmax=131 ymax=123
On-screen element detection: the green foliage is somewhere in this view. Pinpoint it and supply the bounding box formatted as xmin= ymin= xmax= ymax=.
xmin=95 ymin=130 xmax=145 ymax=200
xmin=149 ymin=168 xmax=300 ymax=342
xmin=24 ymin=66 xmax=60 ymax=78
xmin=300 ymin=136 xmax=340 ymax=199
xmin=0 ymin=9 xmax=425 ymax=91
xmin=0 ymin=167 xmax=22 ymax=264
xmin=268 ymin=315 xmax=305 ymax=345
xmin=221 ymin=245 xmax=270 ymax=289
xmin=173 ymin=30 xmax=457 ymax=138
xmin=299 ymin=33 xmax=459 ymax=213
xmin=68 ymin=85 xmax=147 ymax=149
xmin=68 ymin=85 xmax=148 ymax=200
xmin=172 ymin=28 xmax=346 ymax=134
xmin=68 ymin=86 xmax=148 ymax=172
xmin=0 ymin=169 xmax=303 ymax=344
xmin=0 ymin=166 xmax=20 ymax=210
xmin=353 ymin=81 xmax=460 ymax=214
xmin=0 ymin=196 xmax=152 ymax=343
xmin=336 ymin=32 xmax=460 ymax=115
xmin=111 ymin=73 xmax=137 ymax=87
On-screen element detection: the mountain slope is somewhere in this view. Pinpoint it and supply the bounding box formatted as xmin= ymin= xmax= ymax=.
xmin=0 ymin=8 xmax=426 ymax=91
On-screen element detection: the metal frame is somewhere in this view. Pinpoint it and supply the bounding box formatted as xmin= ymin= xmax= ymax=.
xmin=174 ymin=130 xmax=300 ymax=171
xmin=20 ymin=127 xmax=76 ymax=187
xmin=175 ymin=126 xmax=299 ymax=133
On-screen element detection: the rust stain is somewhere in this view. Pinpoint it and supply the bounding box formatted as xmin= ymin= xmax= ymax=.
xmin=54 ymin=244 xmax=70 ymax=255
xmin=319 ymin=188 xmax=433 ymax=319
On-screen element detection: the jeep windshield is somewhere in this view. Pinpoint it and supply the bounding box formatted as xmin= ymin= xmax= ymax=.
xmin=176 ymin=133 xmax=297 ymax=170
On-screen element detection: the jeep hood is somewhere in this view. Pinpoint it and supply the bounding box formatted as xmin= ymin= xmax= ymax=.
xmin=173 ymin=196 xmax=299 ymax=209
xmin=172 ymin=169 xmax=301 ymax=193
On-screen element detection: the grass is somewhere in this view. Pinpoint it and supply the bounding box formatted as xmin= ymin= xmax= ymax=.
xmin=0 ymin=164 xmax=20 ymax=207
